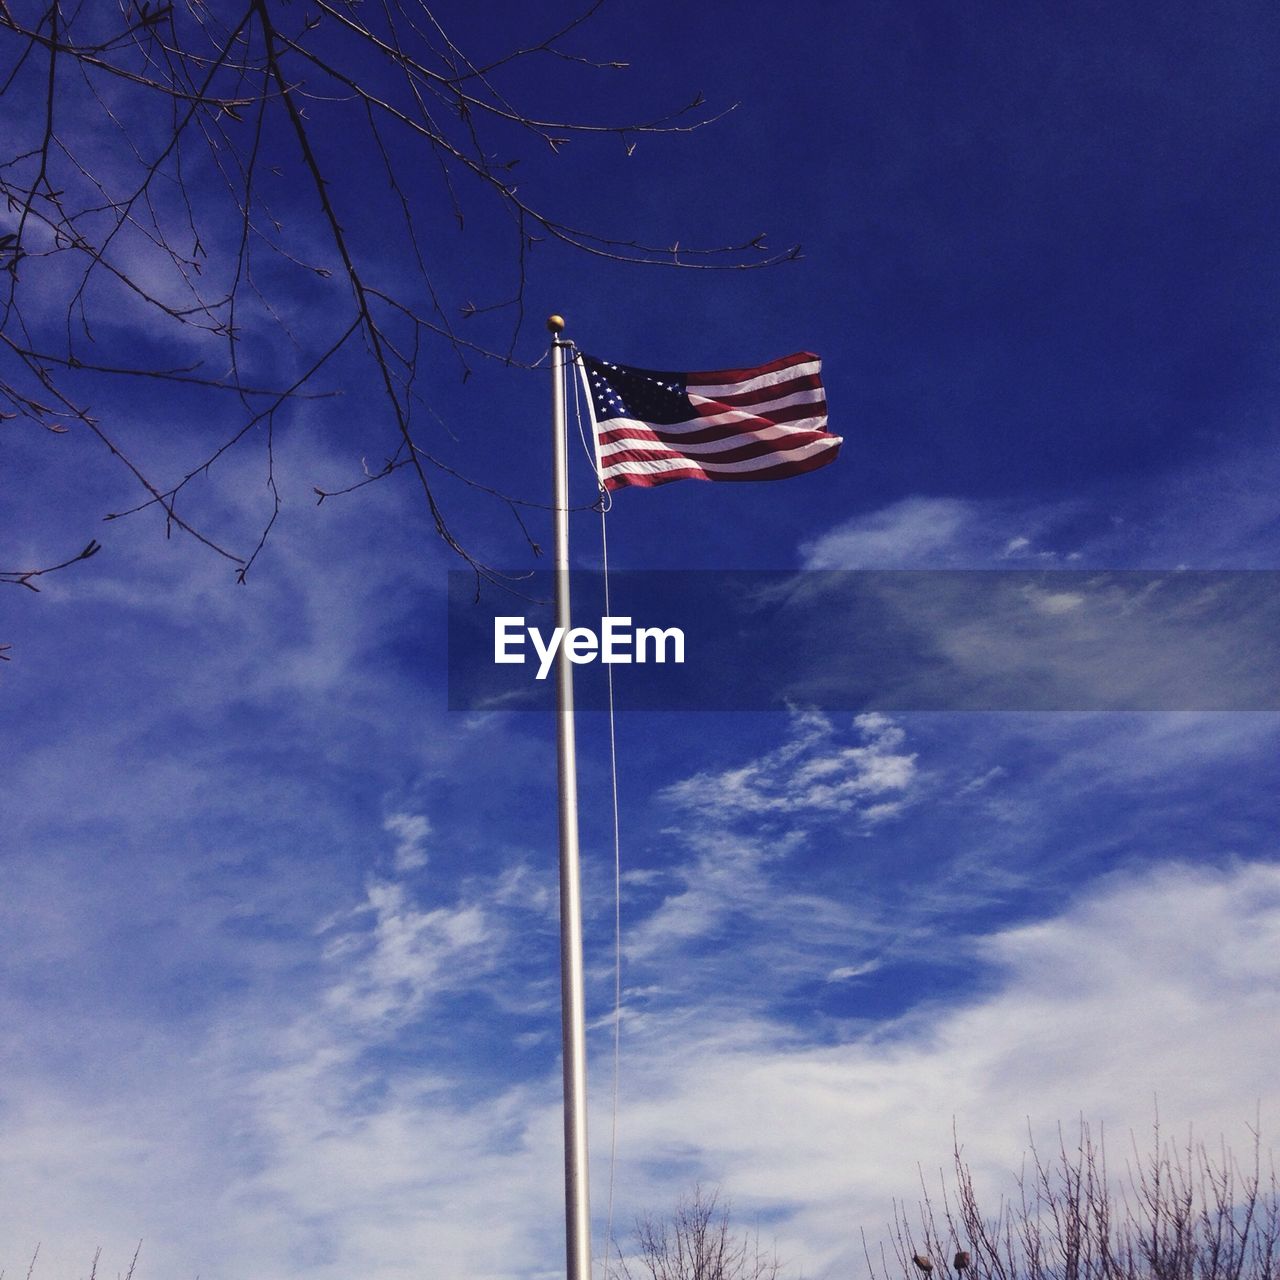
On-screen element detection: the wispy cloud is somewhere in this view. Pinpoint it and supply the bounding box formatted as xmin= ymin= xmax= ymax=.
xmin=384 ymin=812 xmax=431 ymax=872
xmin=801 ymin=436 xmax=1280 ymax=574
xmin=615 ymin=712 xmax=921 ymax=1017
xmin=660 ymin=710 xmax=917 ymax=823
xmin=322 ymin=878 xmax=494 ymax=1028
xmin=800 ymin=496 xmax=1075 ymax=569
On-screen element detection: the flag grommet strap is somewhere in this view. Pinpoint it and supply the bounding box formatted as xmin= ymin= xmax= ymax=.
xmin=578 ymin=351 xmax=841 ymax=490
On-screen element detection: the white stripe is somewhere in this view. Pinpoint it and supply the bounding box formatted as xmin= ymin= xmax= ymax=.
xmin=600 ymin=413 xmax=828 ymax=443
xmin=598 ymin=405 xmax=828 ymax=438
xmin=688 ymin=386 xmax=825 ymax=413
xmin=598 ymin=421 xmax=830 ymax=459
xmin=602 ymin=435 xmax=842 ymax=480
xmin=689 ymin=359 xmax=821 ymax=399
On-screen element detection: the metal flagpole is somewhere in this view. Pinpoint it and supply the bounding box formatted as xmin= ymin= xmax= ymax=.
xmin=548 ymin=313 xmax=593 ymax=1280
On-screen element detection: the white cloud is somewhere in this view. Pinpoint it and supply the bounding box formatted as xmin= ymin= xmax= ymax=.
xmin=959 ymin=765 xmax=1006 ymax=794
xmin=1023 ymin=585 xmax=1086 ymax=614
xmin=772 ymin=567 xmax=1278 ymax=714
xmin=799 ymin=496 xmax=1084 ymax=569
xmin=660 ymin=710 xmax=917 ymax=823
xmin=800 ymin=437 xmax=1280 ymax=577
xmin=827 ymin=959 xmax=883 ymax=981
xmin=384 ymin=812 xmax=431 ymax=871
xmin=621 ymin=826 xmax=803 ymax=963
xmin=801 ymin=497 xmax=993 ymax=568
xmin=603 ymin=860 xmax=1280 ymax=1280
xmin=617 ymin=712 xmax=918 ymax=980
xmin=323 ymin=878 xmax=495 ymax=1029
xmin=0 ymin=852 xmax=552 ymax=1280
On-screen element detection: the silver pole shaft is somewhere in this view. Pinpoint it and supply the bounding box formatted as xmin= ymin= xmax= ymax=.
xmin=548 ymin=315 xmax=592 ymax=1280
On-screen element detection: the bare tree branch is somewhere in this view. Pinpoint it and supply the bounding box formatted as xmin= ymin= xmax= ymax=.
xmin=868 ymin=1121 xmax=1280 ymax=1280
xmin=1 ymin=534 xmax=100 ymax=590
xmin=0 ymin=0 xmax=799 ymax=587
xmin=610 ymin=1185 xmax=785 ymax=1280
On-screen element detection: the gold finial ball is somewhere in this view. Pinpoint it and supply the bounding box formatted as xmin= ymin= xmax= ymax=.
xmin=546 ymin=314 xmax=566 ymax=334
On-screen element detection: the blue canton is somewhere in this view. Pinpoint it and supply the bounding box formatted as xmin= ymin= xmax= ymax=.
xmin=581 ymin=355 xmax=693 ymax=425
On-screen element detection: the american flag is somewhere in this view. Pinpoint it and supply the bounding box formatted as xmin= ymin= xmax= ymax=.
xmin=578 ymin=351 xmax=841 ymax=491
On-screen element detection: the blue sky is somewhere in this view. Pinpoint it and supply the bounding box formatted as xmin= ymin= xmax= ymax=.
xmin=2 ymin=3 xmax=1279 ymax=1278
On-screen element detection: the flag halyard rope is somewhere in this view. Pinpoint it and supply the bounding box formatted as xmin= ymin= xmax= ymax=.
xmin=570 ymin=353 xmax=625 ymax=1276
xmin=598 ymin=496 xmax=624 ymax=1280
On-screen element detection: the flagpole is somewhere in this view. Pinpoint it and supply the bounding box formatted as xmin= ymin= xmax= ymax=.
xmin=548 ymin=313 xmax=593 ymax=1280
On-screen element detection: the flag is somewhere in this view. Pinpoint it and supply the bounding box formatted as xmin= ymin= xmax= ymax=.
xmin=578 ymin=351 xmax=841 ymax=491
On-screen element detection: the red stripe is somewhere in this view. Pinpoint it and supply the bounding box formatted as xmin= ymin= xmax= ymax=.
xmin=685 ymin=351 xmax=818 ymax=386
xmin=604 ymin=441 xmax=841 ymax=490
xmin=692 ymin=399 xmax=828 ymax=427
xmin=597 ymin=403 xmax=828 ymax=448
xmin=604 ymin=432 xmax=837 ymax=470
xmin=693 ymin=372 xmax=823 ymax=408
